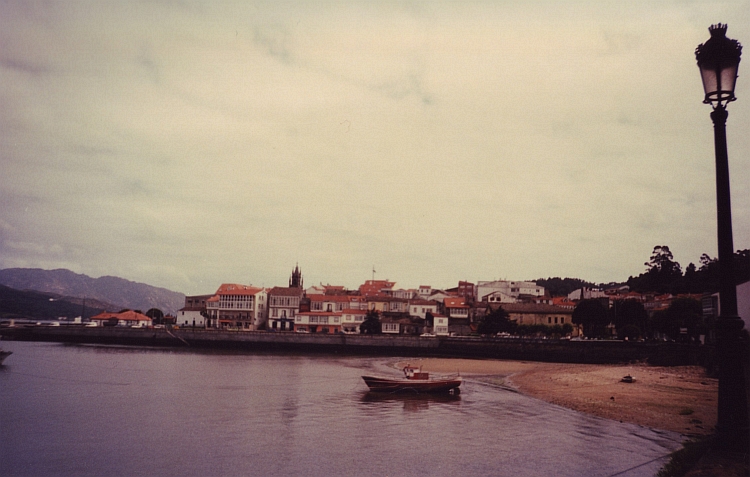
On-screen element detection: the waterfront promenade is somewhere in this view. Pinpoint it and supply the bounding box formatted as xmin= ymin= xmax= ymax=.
xmin=0 ymin=324 xmax=709 ymax=366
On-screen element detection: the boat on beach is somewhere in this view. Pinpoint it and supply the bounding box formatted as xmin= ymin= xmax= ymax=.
xmin=0 ymin=349 xmax=12 ymax=365
xmin=362 ymin=364 xmax=462 ymax=394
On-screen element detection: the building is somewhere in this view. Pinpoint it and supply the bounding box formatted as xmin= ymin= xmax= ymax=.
xmin=90 ymin=310 xmax=152 ymax=327
xmin=417 ymin=285 xmax=433 ymax=299
xmin=568 ymin=287 xmax=607 ymax=301
xmin=267 ymin=287 xmax=303 ymax=332
xmin=408 ymin=299 xmax=439 ymax=319
xmin=476 ymin=280 xmax=545 ymax=301
xmin=295 ymin=311 xmax=342 ymax=333
xmin=483 ymin=290 xmax=516 ymax=304
xmin=309 ymin=294 xmax=360 ymax=313
xmin=341 ymin=308 xmax=367 ymax=333
xmin=443 ymin=297 xmax=471 ymax=335
xmin=205 ymin=283 xmax=267 ymax=331
xmin=433 ymin=314 xmax=449 ymax=336
xmin=485 ymin=303 xmax=578 ymax=335
xmin=358 ymin=279 xmax=396 ymax=297
xmin=177 ymin=294 xmax=212 ymax=328
xmin=380 ymin=315 xmax=423 ymax=335
xmin=702 ymin=279 xmax=750 ymax=338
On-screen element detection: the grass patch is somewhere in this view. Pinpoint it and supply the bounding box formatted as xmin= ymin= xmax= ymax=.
xmin=656 ymin=437 xmax=712 ymax=477
xmin=678 ymin=408 xmax=694 ymax=415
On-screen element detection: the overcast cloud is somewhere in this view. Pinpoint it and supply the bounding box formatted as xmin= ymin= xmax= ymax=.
xmin=1 ymin=1 xmax=748 ymax=295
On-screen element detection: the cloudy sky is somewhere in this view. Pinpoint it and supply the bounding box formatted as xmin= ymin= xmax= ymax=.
xmin=1 ymin=1 xmax=749 ymax=295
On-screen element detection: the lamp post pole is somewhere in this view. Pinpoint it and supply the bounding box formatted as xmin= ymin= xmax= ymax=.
xmin=710 ymin=102 xmax=747 ymax=450
xmin=696 ymin=24 xmax=747 ymax=451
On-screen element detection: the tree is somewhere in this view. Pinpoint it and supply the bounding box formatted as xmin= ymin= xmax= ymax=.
xmin=610 ymin=300 xmax=647 ymax=340
xmin=650 ymin=298 xmax=703 ymax=342
xmin=532 ymin=277 xmax=599 ymax=297
xmin=477 ymin=306 xmax=516 ymax=336
xmin=628 ymin=245 xmax=683 ymax=293
xmin=572 ymin=299 xmax=610 ymax=338
xmin=146 ymin=308 xmax=165 ymax=325
xmin=359 ymin=310 xmax=381 ymax=334
xmin=425 ymin=311 xmax=434 ymax=328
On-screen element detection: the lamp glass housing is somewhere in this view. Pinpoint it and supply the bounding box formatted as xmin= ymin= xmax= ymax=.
xmin=696 ymin=24 xmax=742 ymax=106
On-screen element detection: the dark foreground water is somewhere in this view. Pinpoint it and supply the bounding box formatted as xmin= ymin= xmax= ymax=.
xmin=0 ymin=341 xmax=682 ymax=476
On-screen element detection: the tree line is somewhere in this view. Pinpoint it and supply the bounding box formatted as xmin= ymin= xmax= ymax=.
xmin=535 ymin=246 xmax=750 ymax=297
xmin=627 ymin=246 xmax=750 ymax=295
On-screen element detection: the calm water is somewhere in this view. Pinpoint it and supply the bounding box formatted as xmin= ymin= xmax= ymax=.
xmin=0 ymin=341 xmax=682 ymax=477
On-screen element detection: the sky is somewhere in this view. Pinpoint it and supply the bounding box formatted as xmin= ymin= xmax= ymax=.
xmin=1 ymin=1 xmax=749 ymax=295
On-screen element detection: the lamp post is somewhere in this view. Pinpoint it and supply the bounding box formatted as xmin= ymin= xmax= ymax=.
xmin=695 ymin=23 xmax=748 ymax=450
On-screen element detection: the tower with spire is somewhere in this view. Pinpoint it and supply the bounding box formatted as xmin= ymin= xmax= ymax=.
xmin=289 ymin=264 xmax=303 ymax=289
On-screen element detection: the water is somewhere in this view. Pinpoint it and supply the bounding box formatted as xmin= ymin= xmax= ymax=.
xmin=0 ymin=341 xmax=682 ymax=476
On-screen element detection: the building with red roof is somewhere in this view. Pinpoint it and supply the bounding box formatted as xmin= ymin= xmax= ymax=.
xmin=205 ymin=283 xmax=267 ymax=331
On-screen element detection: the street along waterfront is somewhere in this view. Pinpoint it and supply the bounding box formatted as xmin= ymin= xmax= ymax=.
xmin=1 ymin=341 xmax=681 ymax=477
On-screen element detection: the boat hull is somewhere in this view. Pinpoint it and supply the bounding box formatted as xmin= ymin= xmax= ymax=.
xmin=362 ymin=375 xmax=461 ymax=394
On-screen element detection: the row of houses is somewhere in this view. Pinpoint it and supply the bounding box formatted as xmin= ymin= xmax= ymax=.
xmin=174 ymin=267 xmax=582 ymax=336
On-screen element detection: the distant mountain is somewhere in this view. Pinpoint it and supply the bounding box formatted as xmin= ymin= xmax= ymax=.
xmin=0 ymin=284 xmax=111 ymax=320
xmin=0 ymin=268 xmax=185 ymax=315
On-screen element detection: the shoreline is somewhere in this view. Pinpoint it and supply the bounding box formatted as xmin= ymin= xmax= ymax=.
xmin=394 ymin=358 xmax=717 ymax=437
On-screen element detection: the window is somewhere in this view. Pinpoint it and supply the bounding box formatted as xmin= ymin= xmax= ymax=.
xmin=548 ymin=317 xmax=552 ymax=324
xmin=383 ymin=323 xmax=399 ymax=332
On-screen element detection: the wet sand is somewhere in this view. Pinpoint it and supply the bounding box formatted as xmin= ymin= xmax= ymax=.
xmin=395 ymin=358 xmax=717 ymax=436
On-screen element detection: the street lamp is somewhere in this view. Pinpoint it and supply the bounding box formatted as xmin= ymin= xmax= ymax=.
xmin=695 ymin=24 xmax=748 ymax=450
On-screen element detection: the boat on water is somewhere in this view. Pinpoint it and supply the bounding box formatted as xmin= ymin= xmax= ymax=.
xmin=0 ymin=349 xmax=12 ymax=365
xmin=362 ymin=364 xmax=462 ymax=394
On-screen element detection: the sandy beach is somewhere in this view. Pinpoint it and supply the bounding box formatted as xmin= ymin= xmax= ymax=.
xmin=394 ymin=358 xmax=717 ymax=436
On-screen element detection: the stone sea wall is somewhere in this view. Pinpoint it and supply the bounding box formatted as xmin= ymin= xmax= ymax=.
xmin=0 ymin=326 xmax=710 ymax=366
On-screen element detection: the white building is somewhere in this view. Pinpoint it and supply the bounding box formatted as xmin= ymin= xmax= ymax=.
xmin=267 ymin=286 xmax=303 ymax=332
xmin=295 ymin=311 xmax=342 ymax=334
xmin=476 ymin=280 xmax=545 ymax=301
xmin=483 ymin=291 xmax=516 ymax=304
xmin=177 ymin=294 xmax=212 ymax=328
xmin=705 ymin=280 xmax=750 ymax=330
xmin=341 ymin=308 xmax=367 ymax=333
xmin=433 ymin=315 xmax=449 ymax=336
xmin=568 ymin=287 xmax=607 ymax=301
xmin=408 ymin=299 xmax=439 ymax=319
xmin=205 ymin=283 xmax=267 ymax=331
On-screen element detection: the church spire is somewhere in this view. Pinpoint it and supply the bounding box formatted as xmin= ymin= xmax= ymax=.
xmin=289 ymin=264 xmax=303 ymax=288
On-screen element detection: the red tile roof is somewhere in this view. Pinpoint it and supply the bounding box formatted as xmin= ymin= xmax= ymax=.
xmin=308 ymin=294 xmax=353 ymax=303
xmin=91 ymin=310 xmax=152 ymax=322
xmin=444 ymin=297 xmax=468 ymax=308
xmin=214 ymin=283 xmax=263 ymax=296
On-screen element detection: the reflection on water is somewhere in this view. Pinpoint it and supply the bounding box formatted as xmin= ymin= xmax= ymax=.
xmin=360 ymin=391 xmax=461 ymax=413
xmin=0 ymin=341 xmax=682 ymax=477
